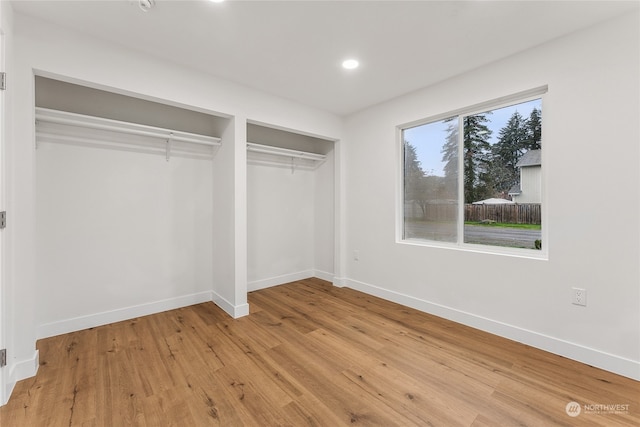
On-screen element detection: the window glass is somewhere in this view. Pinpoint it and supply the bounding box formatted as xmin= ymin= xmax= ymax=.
xmin=402 ymin=117 xmax=458 ymax=242
xmin=401 ymin=98 xmax=542 ymax=251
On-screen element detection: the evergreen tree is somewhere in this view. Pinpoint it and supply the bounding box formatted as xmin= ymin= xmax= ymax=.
xmin=463 ymin=114 xmax=493 ymax=203
xmin=404 ymin=141 xmax=426 ymax=217
xmin=441 ymin=115 xmax=493 ymax=203
xmin=441 ymin=118 xmax=459 ymax=200
xmin=404 ymin=141 xmax=423 ymax=184
xmin=525 ymin=107 xmax=542 ymax=150
xmin=405 ymin=140 xmax=453 ymax=219
xmin=490 ymin=111 xmax=529 ymax=193
xmin=404 ymin=141 xmax=424 ymax=203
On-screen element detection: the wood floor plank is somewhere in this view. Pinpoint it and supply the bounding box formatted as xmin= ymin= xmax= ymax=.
xmin=342 ymin=363 xmax=476 ymax=426
xmin=267 ymin=342 xmax=415 ymax=426
xmin=1 ymin=278 xmax=638 ymax=426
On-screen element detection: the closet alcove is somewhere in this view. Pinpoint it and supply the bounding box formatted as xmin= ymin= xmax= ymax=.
xmin=246 ymin=122 xmax=335 ymax=291
xmin=34 ymin=76 xmax=229 ymax=336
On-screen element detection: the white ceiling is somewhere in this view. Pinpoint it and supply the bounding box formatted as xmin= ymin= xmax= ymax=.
xmin=11 ymin=0 xmax=640 ymax=116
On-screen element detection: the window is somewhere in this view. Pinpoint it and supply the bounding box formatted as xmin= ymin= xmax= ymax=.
xmin=401 ymin=92 xmax=543 ymax=253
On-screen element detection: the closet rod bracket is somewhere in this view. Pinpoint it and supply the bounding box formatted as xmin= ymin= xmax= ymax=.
xmin=166 ymin=133 xmax=173 ymax=162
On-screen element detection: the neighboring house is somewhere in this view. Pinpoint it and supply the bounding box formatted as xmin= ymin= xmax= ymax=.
xmin=472 ymin=197 xmax=515 ymax=205
xmin=509 ymin=149 xmax=542 ymax=203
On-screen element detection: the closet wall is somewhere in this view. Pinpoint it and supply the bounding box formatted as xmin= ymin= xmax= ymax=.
xmin=9 ymin=12 xmax=342 ymax=390
xmin=35 ymin=77 xmax=226 ymax=338
xmin=247 ymin=123 xmax=334 ymax=290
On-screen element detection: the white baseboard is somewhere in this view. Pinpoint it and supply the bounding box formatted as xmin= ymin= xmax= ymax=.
xmin=313 ymin=269 xmax=334 ymax=283
xmin=247 ymin=270 xmax=335 ymax=292
xmin=3 ymin=350 xmax=39 ymax=406
xmin=247 ymin=270 xmax=315 ymax=292
xmin=344 ymin=278 xmax=640 ymax=381
xmin=37 ymin=291 xmax=214 ymax=339
xmin=211 ymin=290 xmax=249 ymax=319
xmin=2 ymin=381 xmax=12 ymax=407
xmin=332 ymin=276 xmax=347 ymax=288
xmin=10 ymin=350 xmax=39 ymax=383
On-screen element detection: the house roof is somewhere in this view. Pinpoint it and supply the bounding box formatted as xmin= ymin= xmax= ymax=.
xmin=516 ymin=150 xmax=542 ymax=167
xmin=472 ymin=198 xmax=516 ymax=205
xmin=508 ymin=185 xmax=521 ymax=195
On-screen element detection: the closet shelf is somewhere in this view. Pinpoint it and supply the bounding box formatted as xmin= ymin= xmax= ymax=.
xmin=246 ymin=142 xmax=326 ymax=161
xmin=35 ymin=107 xmax=221 ymax=160
xmin=246 ymin=142 xmax=326 ymax=171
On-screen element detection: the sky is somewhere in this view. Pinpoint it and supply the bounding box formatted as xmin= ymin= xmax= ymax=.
xmin=403 ymin=98 xmax=542 ymax=176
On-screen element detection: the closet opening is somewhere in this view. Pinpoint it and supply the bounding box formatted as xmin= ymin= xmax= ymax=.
xmin=34 ymin=76 xmax=229 ymax=338
xmin=246 ymin=122 xmax=335 ymax=291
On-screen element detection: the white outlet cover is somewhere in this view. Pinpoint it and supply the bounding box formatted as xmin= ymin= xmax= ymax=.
xmin=571 ymin=287 xmax=587 ymax=306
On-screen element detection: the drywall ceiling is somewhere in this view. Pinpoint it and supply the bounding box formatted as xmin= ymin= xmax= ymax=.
xmin=11 ymin=0 xmax=639 ymax=116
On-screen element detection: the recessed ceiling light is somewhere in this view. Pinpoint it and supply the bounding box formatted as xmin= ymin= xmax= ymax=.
xmin=209 ymin=0 xmax=225 ymax=3
xmin=138 ymin=0 xmax=155 ymax=12
xmin=342 ymin=59 xmax=360 ymax=70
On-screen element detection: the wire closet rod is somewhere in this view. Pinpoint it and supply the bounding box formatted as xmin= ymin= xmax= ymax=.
xmin=35 ymin=107 xmax=222 ymax=146
xmin=246 ymin=142 xmax=326 ymax=161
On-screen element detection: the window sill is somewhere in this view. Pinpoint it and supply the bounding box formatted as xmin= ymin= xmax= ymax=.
xmin=398 ymin=238 xmax=549 ymax=261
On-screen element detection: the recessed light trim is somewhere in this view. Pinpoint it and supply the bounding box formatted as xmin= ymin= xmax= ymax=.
xmin=342 ymin=59 xmax=360 ymax=70
xmin=138 ymin=0 xmax=155 ymax=12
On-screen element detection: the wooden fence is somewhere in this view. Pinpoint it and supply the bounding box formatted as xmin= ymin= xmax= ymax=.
xmin=464 ymin=203 xmax=541 ymax=224
xmin=405 ymin=202 xmax=541 ymax=225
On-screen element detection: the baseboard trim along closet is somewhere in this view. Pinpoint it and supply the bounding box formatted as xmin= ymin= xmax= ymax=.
xmin=343 ymin=278 xmax=640 ymax=381
xmin=211 ymin=291 xmax=250 ymax=318
xmin=37 ymin=291 xmax=214 ymax=339
xmin=312 ymin=269 xmax=334 ymax=283
xmin=248 ymin=270 xmax=315 ymax=292
xmin=3 ymin=350 xmax=40 ymax=406
xmin=248 ymin=270 xmax=334 ymax=292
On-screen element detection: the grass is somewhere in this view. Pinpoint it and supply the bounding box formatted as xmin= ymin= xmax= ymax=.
xmin=465 ymin=221 xmax=541 ymax=230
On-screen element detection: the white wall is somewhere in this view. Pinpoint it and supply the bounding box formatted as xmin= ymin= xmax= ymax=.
xmin=245 ymin=122 xmax=335 ymax=290
xmin=247 ymin=163 xmax=315 ymax=289
xmin=0 ymin=0 xmax=14 ymax=406
xmin=342 ymin=12 xmax=639 ymax=379
xmin=7 ymin=12 xmax=342 ymax=395
xmin=247 ymin=149 xmax=335 ymax=290
xmin=35 ymin=142 xmax=214 ymax=337
xmin=314 ymin=153 xmax=335 ymax=279
xmin=211 ymin=116 xmax=249 ymax=317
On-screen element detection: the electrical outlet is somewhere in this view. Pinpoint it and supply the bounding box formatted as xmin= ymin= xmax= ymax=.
xmin=572 ymin=287 xmax=587 ymax=306
xmin=353 ymin=250 xmax=359 ymax=261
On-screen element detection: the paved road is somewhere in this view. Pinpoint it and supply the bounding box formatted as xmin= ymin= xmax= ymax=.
xmin=405 ymin=222 xmax=541 ymax=249
xmin=463 ymin=224 xmax=541 ymax=249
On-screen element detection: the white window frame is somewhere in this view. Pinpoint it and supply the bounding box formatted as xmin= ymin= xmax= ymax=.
xmin=397 ymin=86 xmax=548 ymax=259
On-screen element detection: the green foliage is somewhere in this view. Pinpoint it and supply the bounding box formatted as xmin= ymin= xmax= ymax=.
xmin=526 ymin=108 xmax=542 ymax=151
xmin=404 ymin=141 xmax=423 ymax=183
xmin=486 ymin=109 xmax=542 ymax=194
xmin=441 ymin=107 xmax=543 ymax=203
xmin=534 ymin=239 xmax=542 ymax=250
xmin=465 ymin=221 xmax=542 ymax=230
xmin=407 ymin=104 xmax=542 ymax=217
xmin=489 ymin=111 xmax=528 ymax=192
xmin=463 ymin=114 xmax=493 ymax=203
xmin=441 ymin=117 xmax=459 ymax=192
xmin=404 ymin=141 xmax=445 ymax=219
xmin=442 ymin=115 xmax=495 ymax=204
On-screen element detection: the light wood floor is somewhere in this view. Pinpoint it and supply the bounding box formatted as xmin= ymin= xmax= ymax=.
xmin=1 ymin=278 xmax=638 ymax=426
